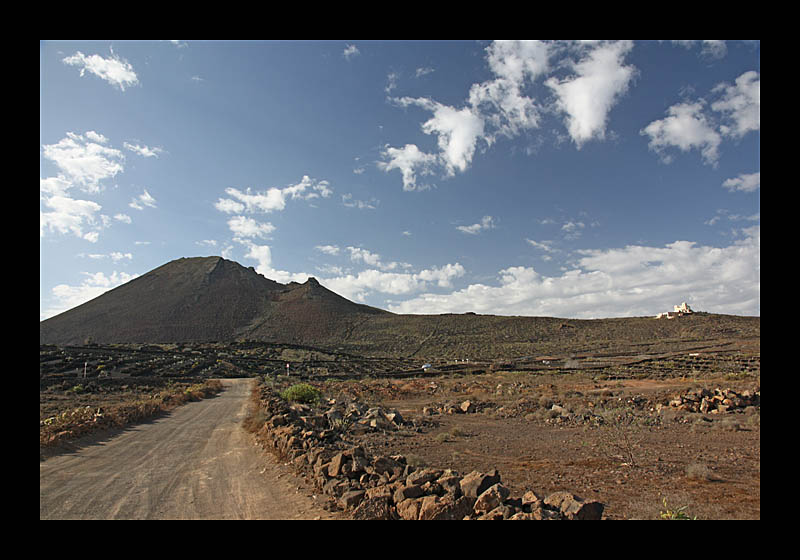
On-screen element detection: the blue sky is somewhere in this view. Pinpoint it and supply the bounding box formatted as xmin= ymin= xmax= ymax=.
xmin=40 ymin=40 xmax=760 ymax=320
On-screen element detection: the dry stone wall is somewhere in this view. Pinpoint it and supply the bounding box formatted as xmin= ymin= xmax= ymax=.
xmin=250 ymin=384 xmax=605 ymax=520
xmin=660 ymin=386 xmax=759 ymax=415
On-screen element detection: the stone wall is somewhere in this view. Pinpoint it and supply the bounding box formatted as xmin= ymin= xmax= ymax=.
xmin=249 ymin=384 xmax=605 ymax=520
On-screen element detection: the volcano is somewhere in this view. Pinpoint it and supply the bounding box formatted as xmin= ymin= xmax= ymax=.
xmin=39 ymin=256 xmax=388 ymax=346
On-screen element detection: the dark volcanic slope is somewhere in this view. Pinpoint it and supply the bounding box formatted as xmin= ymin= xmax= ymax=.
xmin=40 ymin=256 xmax=387 ymax=345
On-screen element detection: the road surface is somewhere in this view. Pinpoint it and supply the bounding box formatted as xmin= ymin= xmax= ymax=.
xmin=40 ymin=378 xmax=341 ymax=520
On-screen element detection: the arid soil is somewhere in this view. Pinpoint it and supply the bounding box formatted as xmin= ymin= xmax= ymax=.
xmin=304 ymin=342 xmax=760 ymax=520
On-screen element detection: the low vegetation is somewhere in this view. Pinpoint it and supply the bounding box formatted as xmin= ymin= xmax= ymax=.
xmin=40 ymin=378 xmax=224 ymax=451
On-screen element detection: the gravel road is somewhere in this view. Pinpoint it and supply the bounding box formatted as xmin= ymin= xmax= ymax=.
xmin=40 ymin=378 xmax=341 ymax=520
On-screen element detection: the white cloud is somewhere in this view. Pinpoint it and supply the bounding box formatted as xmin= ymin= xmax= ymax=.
xmin=62 ymin=49 xmax=139 ymax=91
xmin=457 ymin=215 xmax=495 ymax=235
xmin=242 ymin=241 xmax=310 ymax=284
xmin=322 ymin=263 xmax=465 ymax=301
xmin=129 ymin=189 xmax=157 ymax=210
xmin=561 ymin=220 xmax=585 ymax=240
xmin=723 ymin=171 xmax=760 ymax=192
xmin=640 ymin=101 xmax=722 ymax=165
xmin=672 ymin=40 xmax=728 ymax=60
xmin=42 ymin=131 xmax=125 ymax=193
xmin=40 ymin=194 xmax=102 ymax=241
xmin=347 ymin=246 xmax=383 ymax=267
xmin=315 ymin=244 xmax=340 ymax=256
xmin=343 ymin=44 xmax=360 ymax=60
xmin=393 ymin=97 xmax=485 ymax=177
xmin=526 ymin=238 xmax=557 ymax=253
xmin=214 ymin=197 xmax=246 ymax=214
xmin=124 ymin=142 xmax=164 ymax=158
xmin=227 ymin=215 xmax=275 ymax=240
xmin=42 ymin=271 xmax=139 ymax=320
xmin=215 ymin=176 xmax=332 ymax=214
xmin=641 ymin=70 xmax=759 ymax=166
xmin=345 ymin=246 xmax=411 ymax=271
xmin=385 ymin=72 xmax=399 ymax=94
xmin=711 ymin=71 xmax=760 ymax=138
xmin=469 ymin=40 xmax=550 ymax=140
xmin=377 ymin=144 xmax=438 ymax=191
xmin=380 ymin=40 xmax=638 ymax=190
xmin=114 ymin=213 xmax=132 ymax=224
xmin=388 ymin=227 xmax=760 ymax=318
xmin=545 ymin=41 xmax=636 ymax=147
xmin=342 ymin=193 xmax=377 ymax=209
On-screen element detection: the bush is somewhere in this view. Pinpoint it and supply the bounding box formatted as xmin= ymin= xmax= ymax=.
xmin=280 ymin=383 xmax=322 ymax=404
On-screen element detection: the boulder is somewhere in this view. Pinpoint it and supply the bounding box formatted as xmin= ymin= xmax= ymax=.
xmin=544 ymin=491 xmax=605 ymax=520
xmin=396 ymin=497 xmax=422 ymax=520
xmin=352 ymin=496 xmax=394 ymax=520
xmin=339 ymin=489 xmax=366 ymax=510
xmin=459 ymin=469 xmax=501 ymax=498
xmin=418 ymin=494 xmax=474 ymax=520
xmin=474 ymin=483 xmax=511 ymax=514
xmin=407 ymin=468 xmax=443 ymax=486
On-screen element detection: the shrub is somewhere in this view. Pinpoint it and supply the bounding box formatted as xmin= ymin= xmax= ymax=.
xmin=280 ymin=383 xmax=322 ymax=404
xmin=659 ymin=498 xmax=697 ymax=520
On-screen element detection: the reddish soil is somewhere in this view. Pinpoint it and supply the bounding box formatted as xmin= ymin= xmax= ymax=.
xmin=322 ymin=367 xmax=760 ymax=520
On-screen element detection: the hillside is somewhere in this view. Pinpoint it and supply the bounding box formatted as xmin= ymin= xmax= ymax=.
xmin=40 ymin=256 xmax=759 ymax=360
xmin=39 ymin=256 xmax=388 ymax=346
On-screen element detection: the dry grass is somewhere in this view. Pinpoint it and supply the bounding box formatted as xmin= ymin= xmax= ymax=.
xmin=40 ymin=378 xmax=224 ymax=449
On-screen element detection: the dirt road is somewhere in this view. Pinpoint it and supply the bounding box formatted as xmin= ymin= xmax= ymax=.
xmin=40 ymin=378 xmax=342 ymax=520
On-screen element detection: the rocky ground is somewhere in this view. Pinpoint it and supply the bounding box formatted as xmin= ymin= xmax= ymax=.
xmin=41 ymin=338 xmax=760 ymax=520
xmin=253 ymin=342 xmax=759 ymax=520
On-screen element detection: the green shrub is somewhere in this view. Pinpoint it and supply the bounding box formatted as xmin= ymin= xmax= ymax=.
xmin=280 ymin=383 xmax=322 ymax=404
xmin=659 ymin=498 xmax=697 ymax=520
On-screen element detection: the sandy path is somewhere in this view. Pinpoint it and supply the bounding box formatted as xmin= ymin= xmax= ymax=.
xmin=40 ymin=378 xmax=341 ymax=520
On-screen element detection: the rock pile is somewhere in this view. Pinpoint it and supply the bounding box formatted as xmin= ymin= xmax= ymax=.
xmin=250 ymin=385 xmax=605 ymax=520
xmin=662 ymin=387 xmax=759 ymax=414
xmin=422 ymin=399 xmax=488 ymax=416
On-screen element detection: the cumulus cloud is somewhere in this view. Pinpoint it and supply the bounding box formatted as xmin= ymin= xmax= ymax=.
xmin=641 ymin=70 xmax=759 ymax=165
xmin=380 ymin=40 xmax=637 ymax=189
xmin=641 ymin=101 xmax=722 ymax=165
xmin=545 ymin=41 xmax=637 ymax=147
xmin=711 ymin=70 xmax=760 ymax=138
xmin=40 ymin=194 xmax=102 ymax=242
xmin=62 ymin=48 xmax=139 ymax=91
xmin=322 ymin=262 xmax=465 ymax=302
xmin=227 ymin=216 xmax=275 ymax=240
xmin=241 ymin=241 xmax=310 ymax=284
xmin=468 ymin=40 xmax=550 ymax=140
xmin=388 ymin=227 xmax=760 ymax=318
xmin=377 ymin=144 xmax=438 ymax=191
xmin=391 ymin=97 xmax=486 ymax=177
xmin=42 ymin=131 xmax=124 ymax=193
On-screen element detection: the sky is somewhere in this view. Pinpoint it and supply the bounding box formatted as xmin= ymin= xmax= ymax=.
xmin=40 ymin=40 xmax=760 ymax=321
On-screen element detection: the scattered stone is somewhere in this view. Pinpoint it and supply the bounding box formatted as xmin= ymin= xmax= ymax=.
xmin=251 ymin=384 xmax=606 ymax=520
